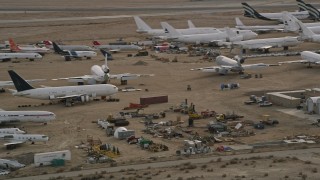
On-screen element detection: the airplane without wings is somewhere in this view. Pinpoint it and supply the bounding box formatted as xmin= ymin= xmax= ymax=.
xmin=52 ymin=50 xmax=154 ymax=85
xmin=297 ymin=0 xmax=320 ymax=21
xmin=0 ymin=133 xmax=48 ymax=148
xmin=52 ymin=42 xmax=97 ymax=61
xmin=160 ymin=22 xmax=257 ymax=44
xmin=92 ymin=40 xmax=142 ymax=52
xmin=279 ymin=51 xmax=320 ymax=68
xmin=0 ymin=159 xmax=25 ymax=170
xmin=43 ymin=40 xmax=94 ymax=51
xmin=190 ymin=55 xmax=277 ymax=75
xmin=8 ymin=70 xmax=118 ymax=107
xmin=0 ymin=110 xmax=55 ymax=124
xmin=235 ymin=17 xmax=285 ymax=33
xmin=133 ymin=16 xmax=221 ymax=37
xmin=0 ymin=52 xmax=42 ymax=62
xmin=241 ymin=2 xmax=310 ymax=21
xmin=8 ymin=38 xmax=50 ymax=55
xmin=0 ymin=128 xmax=25 ymax=134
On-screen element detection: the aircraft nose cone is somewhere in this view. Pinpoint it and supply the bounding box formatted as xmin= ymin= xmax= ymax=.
xmin=111 ymin=85 xmax=118 ymax=94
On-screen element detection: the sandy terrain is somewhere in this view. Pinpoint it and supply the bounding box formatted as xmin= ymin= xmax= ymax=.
xmin=0 ymin=0 xmax=320 ymax=179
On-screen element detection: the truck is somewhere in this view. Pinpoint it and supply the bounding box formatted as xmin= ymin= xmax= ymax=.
xmin=34 ymin=150 xmax=71 ymax=167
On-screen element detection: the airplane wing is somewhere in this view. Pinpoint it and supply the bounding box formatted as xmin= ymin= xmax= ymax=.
xmin=278 ymin=60 xmax=310 ymax=64
xmin=190 ymin=66 xmax=233 ymax=73
xmin=242 ymin=63 xmax=279 ymax=70
xmin=255 ymin=45 xmax=273 ymax=50
xmin=109 ymin=73 xmax=154 ymax=80
xmin=55 ymin=94 xmax=87 ymax=99
xmin=4 ymin=141 xmax=25 ymax=146
xmin=109 ymin=49 xmax=120 ymax=53
xmin=52 ymin=75 xmax=95 ymax=82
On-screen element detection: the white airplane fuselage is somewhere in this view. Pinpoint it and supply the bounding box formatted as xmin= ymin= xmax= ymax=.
xmin=0 ymin=53 xmax=42 ymax=60
xmin=0 ymin=111 xmax=55 ymax=123
xmin=301 ymin=51 xmax=320 ymax=63
xmin=143 ymin=28 xmax=221 ymax=37
xmin=94 ymin=44 xmax=142 ymax=51
xmin=236 ymin=37 xmax=301 ymax=49
xmin=1 ymin=134 xmax=49 ymax=143
xmin=13 ymin=84 xmax=118 ymax=100
xmin=216 ymin=56 xmax=238 ymax=66
xmin=259 ymin=11 xmax=309 ymax=21
xmin=0 ymin=128 xmax=25 ymax=134
xmin=68 ymin=51 xmax=97 ymax=58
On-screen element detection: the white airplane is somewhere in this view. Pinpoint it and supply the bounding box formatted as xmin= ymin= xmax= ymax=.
xmin=0 ymin=78 xmax=45 ymax=93
xmin=0 ymin=159 xmax=25 ymax=170
xmin=0 ymin=128 xmax=25 ymax=134
xmin=52 ymin=50 xmax=154 ymax=85
xmin=190 ymin=55 xmax=277 ymax=75
xmin=279 ymin=51 xmax=320 ymax=68
xmin=92 ymin=40 xmax=142 ymax=52
xmin=133 ymin=16 xmax=221 ymax=37
xmin=241 ymin=2 xmax=310 ymax=21
xmin=297 ymin=0 xmax=320 ymax=21
xmin=52 ymin=42 xmax=97 ymax=61
xmin=283 ymin=12 xmax=320 ymax=33
xmin=290 ymin=14 xmax=320 ymax=43
xmin=43 ymin=40 xmax=94 ymax=51
xmin=221 ymin=27 xmax=302 ymax=53
xmin=235 ymin=17 xmax=285 ymax=33
xmin=0 ymin=52 xmax=42 ymax=62
xmin=0 ymin=133 xmax=49 ymax=148
xmin=7 ymin=38 xmax=50 ymax=55
xmin=0 ymin=109 xmax=55 ymax=124
xmin=160 ymin=22 xmax=257 ymax=44
xmin=8 ymin=70 xmax=118 ymax=106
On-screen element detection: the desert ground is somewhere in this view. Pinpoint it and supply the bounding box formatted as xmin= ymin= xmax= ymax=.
xmin=1 ymin=0 xmax=320 ymax=179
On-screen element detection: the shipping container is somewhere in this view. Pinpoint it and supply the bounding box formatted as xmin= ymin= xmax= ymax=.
xmin=34 ymin=150 xmax=71 ymax=167
xmin=140 ymin=95 xmax=168 ymax=105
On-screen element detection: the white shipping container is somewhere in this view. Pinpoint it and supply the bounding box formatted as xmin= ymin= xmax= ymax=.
xmin=34 ymin=150 xmax=71 ymax=167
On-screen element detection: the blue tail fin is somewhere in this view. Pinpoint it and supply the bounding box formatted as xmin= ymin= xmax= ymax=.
xmin=8 ymin=70 xmax=34 ymax=92
xmin=52 ymin=42 xmax=64 ymax=54
xmin=100 ymin=49 xmax=113 ymax=60
xmin=241 ymin=2 xmax=272 ymax=21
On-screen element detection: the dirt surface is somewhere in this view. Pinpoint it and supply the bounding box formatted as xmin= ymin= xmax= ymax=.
xmin=0 ymin=0 xmax=320 ymax=179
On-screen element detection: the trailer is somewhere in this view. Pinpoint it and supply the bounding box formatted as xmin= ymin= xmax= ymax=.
xmin=34 ymin=150 xmax=71 ymax=167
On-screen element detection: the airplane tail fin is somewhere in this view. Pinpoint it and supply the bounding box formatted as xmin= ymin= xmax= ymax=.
xmin=52 ymin=42 xmax=64 ymax=54
xmin=9 ymin=38 xmax=21 ymax=52
xmin=296 ymin=0 xmax=308 ymax=11
xmin=133 ymin=16 xmax=152 ymax=33
xmin=100 ymin=49 xmax=113 ymax=60
xmin=8 ymin=70 xmax=34 ymax=92
xmin=241 ymin=2 xmax=271 ymax=20
xmin=289 ymin=12 xmax=316 ymax=38
xmin=235 ymin=17 xmax=244 ymax=26
xmin=187 ymin=20 xmax=196 ymax=28
xmin=93 ymin=40 xmax=101 ymax=46
xmin=282 ymin=12 xmax=300 ymax=32
xmin=306 ymin=3 xmax=320 ymax=21
xmin=160 ymin=22 xmax=182 ymax=38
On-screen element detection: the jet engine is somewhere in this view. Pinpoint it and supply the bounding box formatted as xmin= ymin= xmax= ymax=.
xmin=80 ymin=95 xmax=90 ymax=102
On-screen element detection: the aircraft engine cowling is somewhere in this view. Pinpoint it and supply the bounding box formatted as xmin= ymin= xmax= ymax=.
xmin=101 ymin=65 xmax=110 ymax=73
xmin=217 ymin=68 xmax=228 ymax=75
xmin=80 ymin=95 xmax=90 ymax=102
xmin=49 ymin=95 xmax=55 ymax=100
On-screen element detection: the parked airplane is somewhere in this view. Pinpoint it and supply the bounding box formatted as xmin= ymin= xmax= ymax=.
xmin=279 ymin=51 xmax=320 ymax=68
xmin=8 ymin=70 xmax=118 ymax=106
xmin=92 ymin=40 xmax=142 ymax=52
xmin=0 ymin=133 xmax=49 ymax=148
xmin=221 ymin=28 xmax=302 ymax=53
xmin=52 ymin=51 xmax=154 ymax=85
xmin=0 ymin=52 xmax=42 ymax=62
xmin=190 ymin=55 xmax=277 ymax=75
xmin=297 ymin=0 xmax=320 ymax=21
xmin=52 ymin=42 xmax=97 ymax=61
xmin=43 ymin=40 xmax=94 ymax=51
xmin=235 ymin=17 xmax=285 ymax=33
xmin=0 ymin=159 xmax=25 ymax=170
xmin=0 ymin=128 xmax=25 ymax=134
xmin=8 ymin=38 xmax=50 ymax=55
xmin=0 ymin=110 xmax=55 ymax=124
xmin=290 ymin=13 xmax=320 ymax=43
xmin=283 ymin=12 xmax=320 ymax=32
xmin=241 ymin=2 xmax=310 ymax=21
xmin=160 ymin=22 xmax=257 ymax=44
xmin=0 ymin=78 xmax=45 ymax=93
xmin=133 ymin=16 xmax=221 ymax=37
